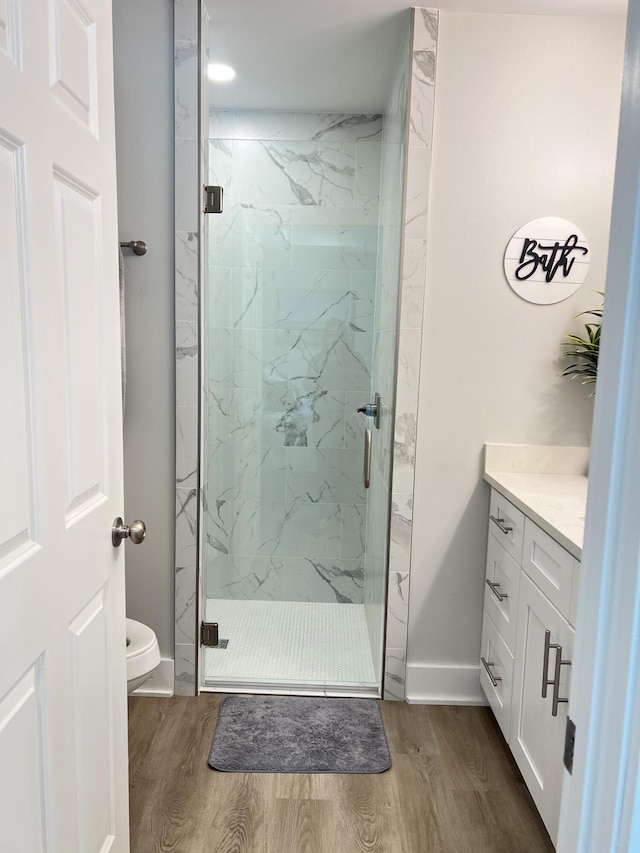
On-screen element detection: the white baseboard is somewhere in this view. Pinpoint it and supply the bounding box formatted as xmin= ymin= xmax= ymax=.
xmin=405 ymin=662 xmax=488 ymax=705
xmin=130 ymin=657 xmax=174 ymax=697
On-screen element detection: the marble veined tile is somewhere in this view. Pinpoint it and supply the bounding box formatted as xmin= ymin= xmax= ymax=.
xmin=291 ymin=206 xmax=378 ymax=229
xmin=386 ymin=571 xmax=410 ymax=649
xmin=291 ymin=223 xmax=378 ymax=271
xmin=344 ymin=390 xmax=369 ymax=449
xmin=208 ymin=203 xmax=292 ymax=268
xmin=289 ymin=329 xmax=371 ymax=392
xmin=372 ymin=329 xmax=396 ymax=411
xmin=400 ymin=239 xmax=427 ymax=329
xmin=174 ymin=0 xmax=198 ymax=43
xmin=206 ymin=384 xmax=346 ymax=449
xmin=404 ymin=146 xmax=432 ymax=241
xmin=413 ymin=7 xmax=438 ymax=51
xmin=340 ymin=503 xmax=367 ymax=559
xmin=209 ymin=110 xmax=298 ymax=141
xmin=175 ymin=42 xmax=198 ymax=138
xmin=290 ymin=208 xmax=379 ymax=272
xmin=207 ymin=328 xmax=289 ymax=388
xmin=206 ymin=383 xmax=233 ymax=443
xmin=206 ymin=554 xmax=284 ymax=601
xmin=209 ymin=267 xmax=355 ymax=333
xmin=395 ymin=329 xmax=421 ymax=417
xmin=174 ymin=643 xmax=196 ymax=696
xmin=175 ymin=563 xmax=196 ymax=644
xmin=389 ymin=491 xmax=412 ymax=574
xmin=175 ymin=139 xmax=198 ymax=232
xmin=175 ymin=232 xmax=198 ymax=322
xmin=349 ymin=271 xmax=376 ymax=334
xmin=232 ymin=140 xmax=355 ymax=207
xmin=205 ymin=554 xmax=364 ymax=605
xmin=176 ymin=322 xmax=198 ymax=407
xmin=176 ymin=405 xmax=198 ymax=488
xmin=283 ymin=558 xmax=364 ymax=604
xmin=175 ymin=487 xmax=198 ymax=567
xmin=384 ymin=648 xmax=406 ymax=701
xmin=208 ymin=139 xmax=233 ymax=196
xmin=202 ymin=490 xmax=229 ymax=557
xmin=226 ymin=500 xmax=342 ymax=558
xmin=355 ymin=143 xmax=382 ymax=208
xmin=209 ymin=443 xmax=286 ymax=503
xmin=295 ymin=113 xmax=383 ymax=142
xmin=410 ymin=50 xmax=437 ymax=149
xmin=286 ymin=448 xmax=366 ymax=504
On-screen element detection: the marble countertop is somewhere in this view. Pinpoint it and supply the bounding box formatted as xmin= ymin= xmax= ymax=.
xmin=483 ymin=445 xmax=590 ymax=560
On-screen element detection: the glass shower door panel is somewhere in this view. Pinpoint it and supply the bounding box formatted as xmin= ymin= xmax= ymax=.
xmin=201 ymin=112 xmax=385 ymax=693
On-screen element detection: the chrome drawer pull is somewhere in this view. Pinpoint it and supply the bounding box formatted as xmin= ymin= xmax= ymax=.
xmin=551 ymin=641 xmax=572 ymax=717
xmin=485 ymin=578 xmax=508 ymax=601
xmin=541 ymin=629 xmax=572 ymax=715
xmin=490 ymin=514 xmax=513 ymax=535
xmin=542 ymin=629 xmax=558 ymax=698
xmin=481 ymin=656 xmax=502 ymax=688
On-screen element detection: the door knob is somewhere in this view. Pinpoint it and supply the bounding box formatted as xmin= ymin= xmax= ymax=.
xmin=112 ymin=517 xmax=146 ymax=547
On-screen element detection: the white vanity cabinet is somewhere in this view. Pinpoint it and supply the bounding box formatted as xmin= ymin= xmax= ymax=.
xmin=510 ymin=572 xmax=574 ymax=846
xmin=480 ymin=488 xmax=580 ymax=847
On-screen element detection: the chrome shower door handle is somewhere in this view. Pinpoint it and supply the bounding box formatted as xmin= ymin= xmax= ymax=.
xmin=363 ymin=428 xmax=372 ymax=489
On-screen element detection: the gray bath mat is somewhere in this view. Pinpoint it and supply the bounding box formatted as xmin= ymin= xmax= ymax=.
xmin=208 ymin=696 xmax=391 ymax=774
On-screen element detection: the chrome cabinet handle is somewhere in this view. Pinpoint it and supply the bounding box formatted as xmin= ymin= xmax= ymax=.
xmin=551 ymin=641 xmax=572 ymax=717
xmin=481 ymin=656 xmax=502 ymax=688
xmin=490 ymin=514 xmax=513 ymax=535
xmin=541 ymin=630 xmax=571 ymax=715
xmin=112 ymin=517 xmax=146 ymax=547
xmin=363 ymin=428 xmax=372 ymax=489
xmin=542 ymin=629 xmax=557 ymax=698
xmin=485 ymin=578 xmax=508 ymax=601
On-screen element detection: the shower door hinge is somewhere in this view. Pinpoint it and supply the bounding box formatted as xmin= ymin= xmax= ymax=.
xmin=200 ymin=621 xmax=219 ymax=647
xmin=203 ymin=185 xmax=223 ymax=214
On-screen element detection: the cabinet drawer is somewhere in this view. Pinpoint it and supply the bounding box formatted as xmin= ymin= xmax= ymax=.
xmin=479 ymin=611 xmax=515 ymax=742
xmin=522 ymin=519 xmax=575 ymax=618
xmin=489 ymin=489 xmax=524 ymax=565
xmin=484 ymin=534 xmax=521 ymax=654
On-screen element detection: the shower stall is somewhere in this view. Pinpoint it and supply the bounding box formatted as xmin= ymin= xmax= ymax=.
xmin=199 ymin=100 xmax=408 ymax=695
xmin=176 ymin=2 xmax=422 ymax=697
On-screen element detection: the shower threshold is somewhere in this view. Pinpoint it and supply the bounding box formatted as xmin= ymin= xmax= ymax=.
xmin=200 ymin=599 xmax=380 ymax=698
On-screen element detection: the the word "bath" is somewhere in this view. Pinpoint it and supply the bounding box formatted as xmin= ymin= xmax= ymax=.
xmin=515 ymin=234 xmax=589 ymax=282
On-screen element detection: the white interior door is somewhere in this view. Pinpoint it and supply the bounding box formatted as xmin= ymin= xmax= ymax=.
xmin=0 ymin=1 xmax=129 ymax=851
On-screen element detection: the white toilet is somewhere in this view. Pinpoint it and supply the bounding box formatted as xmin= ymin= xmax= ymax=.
xmin=126 ymin=618 xmax=161 ymax=694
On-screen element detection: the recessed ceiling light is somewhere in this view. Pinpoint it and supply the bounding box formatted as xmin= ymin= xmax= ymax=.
xmin=208 ymin=63 xmax=236 ymax=83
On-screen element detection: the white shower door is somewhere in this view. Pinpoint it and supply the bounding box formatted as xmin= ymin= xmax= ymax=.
xmin=0 ymin=1 xmax=129 ymax=850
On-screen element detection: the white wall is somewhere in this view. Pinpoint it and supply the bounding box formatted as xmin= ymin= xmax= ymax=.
xmin=407 ymin=12 xmax=625 ymax=701
xmin=112 ymin=0 xmax=175 ymax=658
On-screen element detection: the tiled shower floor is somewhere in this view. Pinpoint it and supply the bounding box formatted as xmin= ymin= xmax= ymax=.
xmin=202 ymin=599 xmax=378 ymax=695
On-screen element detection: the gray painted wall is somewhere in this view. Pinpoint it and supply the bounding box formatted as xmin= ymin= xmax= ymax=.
xmin=407 ymin=12 xmax=625 ymax=697
xmin=113 ymin=0 xmax=176 ymax=659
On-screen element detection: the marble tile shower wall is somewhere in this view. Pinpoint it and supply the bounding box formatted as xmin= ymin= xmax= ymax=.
xmin=383 ymin=8 xmax=439 ymax=700
xmin=203 ymin=111 xmax=383 ymax=607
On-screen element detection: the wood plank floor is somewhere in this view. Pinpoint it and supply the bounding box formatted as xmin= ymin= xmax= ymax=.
xmin=128 ymin=695 xmax=554 ymax=853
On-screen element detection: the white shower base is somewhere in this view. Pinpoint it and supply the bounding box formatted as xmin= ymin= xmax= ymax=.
xmin=202 ymin=599 xmax=378 ymax=696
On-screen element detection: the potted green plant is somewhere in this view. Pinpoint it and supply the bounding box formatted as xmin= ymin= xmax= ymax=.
xmin=561 ymin=294 xmax=603 ymax=394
